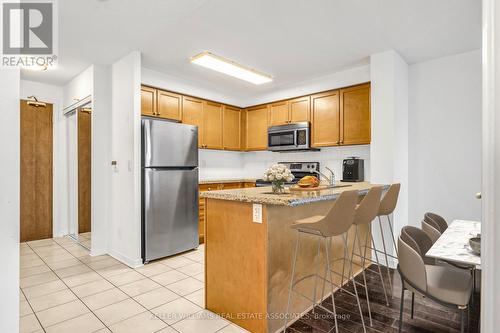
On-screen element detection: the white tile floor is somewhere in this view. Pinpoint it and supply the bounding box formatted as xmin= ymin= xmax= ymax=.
xmin=20 ymin=237 xmax=248 ymax=333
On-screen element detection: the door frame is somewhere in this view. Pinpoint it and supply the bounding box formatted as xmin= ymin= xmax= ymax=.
xmin=481 ymin=0 xmax=499 ymax=330
xmin=66 ymin=99 xmax=93 ymax=247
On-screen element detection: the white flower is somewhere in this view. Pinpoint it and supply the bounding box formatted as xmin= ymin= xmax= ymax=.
xmin=263 ymin=164 xmax=294 ymax=184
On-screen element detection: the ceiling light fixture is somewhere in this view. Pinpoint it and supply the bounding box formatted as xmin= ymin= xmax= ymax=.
xmin=190 ymin=51 xmax=273 ymax=85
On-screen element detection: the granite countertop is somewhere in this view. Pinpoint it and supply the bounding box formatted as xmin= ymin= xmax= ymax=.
xmin=199 ymin=178 xmax=257 ymax=184
xmin=200 ymin=181 xmax=388 ymax=206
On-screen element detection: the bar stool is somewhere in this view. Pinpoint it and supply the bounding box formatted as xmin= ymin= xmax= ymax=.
xmin=346 ymin=186 xmax=387 ymax=327
xmin=375 ymin=183 xmax=401 ymax=291
xmin=283 ymin=190 xmax=366 ymax=333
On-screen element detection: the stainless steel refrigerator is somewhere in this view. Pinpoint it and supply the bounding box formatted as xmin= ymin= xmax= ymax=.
xmin=141 ymin=117 xmax=199 ymax=263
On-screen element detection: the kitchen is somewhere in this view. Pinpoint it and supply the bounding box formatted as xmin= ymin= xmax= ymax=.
xmin=1 ymin=1 xmax=497 ymax=333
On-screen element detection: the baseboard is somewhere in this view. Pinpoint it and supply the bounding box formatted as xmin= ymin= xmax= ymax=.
xmin=90 ymin=248 xmax=107 ymax=257
xmin=108 ymin=249 xmax=143 ymax=268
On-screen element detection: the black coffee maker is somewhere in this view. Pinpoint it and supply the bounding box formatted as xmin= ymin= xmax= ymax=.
xmin=342 ymin=157 xmax=364 ymax=182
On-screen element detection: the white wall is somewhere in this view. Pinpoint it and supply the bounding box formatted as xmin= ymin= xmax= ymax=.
xmin=20 ymin=80 xmax=67 ymax=237
xmin=408 ymin=49 xmax=482 ymax=225
xmin=142 ymin=67 xmax=243 ymax=107
xmin=109 ymin=51 xmax=142 ymax=267
xmin=143 ymin=65 xmax=370 ymax=108
xmin=0 ymin=68 xmax=20 ymax=333
xmin=63 ymin=66 xmax=93 ymax=110
xmin=199 ymin=150 xmax=245 ymax=180
xmin=370 ymin=50 xmax=409 ymax=265
xmin=198 ymin=146 xmax=370 ymax=182
xmin=91 ymin=65 xmax=112 ymax=256
xmin=245 ymin=65 xmax=370 ymax=107
xmin=242 ymin=146 xmax=370 ymax=181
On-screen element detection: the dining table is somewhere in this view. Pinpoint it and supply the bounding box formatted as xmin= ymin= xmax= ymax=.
xmin=426 ymin=219 xmax=481 ymax=268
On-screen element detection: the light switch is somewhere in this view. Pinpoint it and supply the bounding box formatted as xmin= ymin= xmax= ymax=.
xmin=252 ymin=204 xmax=262 ymax=223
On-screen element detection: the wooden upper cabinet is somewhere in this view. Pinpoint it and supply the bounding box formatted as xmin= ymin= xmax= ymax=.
xmin=311 ymin=90 xmax=340 ymax=147
xmin=223 ymin=106 xmax=241 ymax=150
xmin=268 ymin=101 xmax=289 ymax=126
xmin=245 ymin=105 xmax=269 ymax=150
xmin=157 ymin=90 xmax=182 ymax=121
xmin=203 ymin=101 xmax=223 ymax=149
xmin=340 ymin=83 xmax=371 ymax=145
xmin=141 ymin=86 xmax=156 ymax=117
xmin=289 ymin=96 xmax=310 ymax=123
xmin=182 ymin=96 xmax=204 ymax=147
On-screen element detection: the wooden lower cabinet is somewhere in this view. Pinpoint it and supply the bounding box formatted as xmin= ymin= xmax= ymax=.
xmin=198 ymin=181 xmax=255 ymax=243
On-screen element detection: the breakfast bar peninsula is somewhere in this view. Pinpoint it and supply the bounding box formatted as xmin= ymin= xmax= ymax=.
xmin=201 ymin=181 xmax=387 ymax=333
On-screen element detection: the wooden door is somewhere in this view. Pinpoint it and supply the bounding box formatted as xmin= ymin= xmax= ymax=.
xmin=340 ymin=83 xmax=371 ymax=145
xmin=223 ymin=106 xmax=241 ymax=150
xmin=246 ymin=106 xmax=269 ymax=150
xmin=141 ymin=86 xmax=157 ymax=117
xmin=289 ymin=96 xmax=310 ymax=123
xmin=203 ymin=101 xmax=223 ymax=149
xmin=311 ymin=90 xmax=340 ymax=147
xmin=78 ymin=107 xmax=91 ymax=234
xmin=182 ymin=96 xmax=204 ymax=147
xmin=20 ymin=100 xmax=53 ymax=242
xmin=268 ymin=101 xmax=289 ymax=126
xmin=157 ymin=90 xmax=182 ymax=121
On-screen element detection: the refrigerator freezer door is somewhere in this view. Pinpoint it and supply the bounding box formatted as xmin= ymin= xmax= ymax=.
xmin=143 ymin=168 xmax=199 ymax=261
xmin=142 ymin=118 xmax=198 ymax=167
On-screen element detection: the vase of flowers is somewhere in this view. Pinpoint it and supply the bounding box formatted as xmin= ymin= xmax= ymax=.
xmin=263 ymin=164 xmax=294 ymax=194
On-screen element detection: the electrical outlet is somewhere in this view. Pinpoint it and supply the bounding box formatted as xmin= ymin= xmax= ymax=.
xmin=252 ymin=204 xmax=262 ymax=223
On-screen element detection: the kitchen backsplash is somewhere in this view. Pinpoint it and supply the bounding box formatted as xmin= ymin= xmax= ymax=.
xmin=199 ymin=145 xmax=370 ymax=182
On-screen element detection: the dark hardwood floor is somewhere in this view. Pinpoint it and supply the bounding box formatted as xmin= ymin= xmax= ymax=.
xmin=286 ymin=265 xmax=480 ymax=333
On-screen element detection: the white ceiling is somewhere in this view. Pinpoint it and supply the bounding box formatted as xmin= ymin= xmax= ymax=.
xmin=22 ymin=0 xmax=481 ymax=100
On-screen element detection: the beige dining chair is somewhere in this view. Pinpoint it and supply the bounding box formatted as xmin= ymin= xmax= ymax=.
xmin=397 ymin=236 xmax=472 ymax=333
xmin=400 ymin=226 xmax=437 ymax=319
xmin=421 ymin=220 xmax=441 ymax=243
xmin=283 ymin=190 xmax=366 ymax=333
xmin=424 ymin=212 xmax=448 ymax=233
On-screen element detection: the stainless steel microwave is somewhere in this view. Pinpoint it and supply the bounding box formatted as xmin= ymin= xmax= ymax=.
xmin=268 ymin=122 xmax=317 ymax=152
